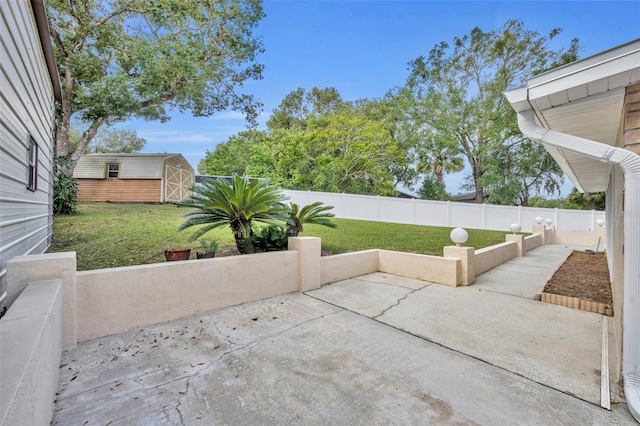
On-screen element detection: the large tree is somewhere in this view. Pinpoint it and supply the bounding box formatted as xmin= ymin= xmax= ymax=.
xmin=266 ymin=87 xmax=347 ymax=131
xmin=48 ymin=0 xmax=265 ymax=173
xmin=405 ymin=19 xmax=579 ymax=203
xmin=88 ymin=128 xmax=146 ymax=153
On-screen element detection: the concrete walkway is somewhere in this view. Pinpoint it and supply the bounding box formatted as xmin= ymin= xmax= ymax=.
xmin=53 ymin=246 xmax=633 ymax=425
xmin=473 ymin=245 xmax=573 ymax=298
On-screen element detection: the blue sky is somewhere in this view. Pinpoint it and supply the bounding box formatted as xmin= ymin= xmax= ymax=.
xmin=121 ymin=0 xmax=640 ymax=196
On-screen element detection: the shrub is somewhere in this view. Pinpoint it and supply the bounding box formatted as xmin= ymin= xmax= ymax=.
xmin=251 ymin=225 xmax=288 ymax=252
xmin=53 ymin=156 xmax=78 ymax=215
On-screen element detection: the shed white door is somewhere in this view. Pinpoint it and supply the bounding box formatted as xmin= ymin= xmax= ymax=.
xmin=164 ymin=165 xmax=194 ymax=202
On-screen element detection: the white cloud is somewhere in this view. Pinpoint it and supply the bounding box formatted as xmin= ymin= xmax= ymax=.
xmin=209 ymin=110 xmax=246 ymax=120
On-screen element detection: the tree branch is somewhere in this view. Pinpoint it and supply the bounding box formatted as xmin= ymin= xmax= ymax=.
xmin=92 ymin=0 xmax=137 ymax=28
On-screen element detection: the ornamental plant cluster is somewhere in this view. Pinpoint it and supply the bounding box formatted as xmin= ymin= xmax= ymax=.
xmin=179 ymin=175 xmax=336 ymax=255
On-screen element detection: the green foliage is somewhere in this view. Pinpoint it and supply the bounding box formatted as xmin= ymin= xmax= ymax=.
xmin=527 ymin=188 xmax=605 ymax=210
xmin=178 ymin=176 xmax=289 ymax=254
xmin=482 ymin=141 xmax=564 ymax=206
xmin=88 ymin=128 xmax=146 ymax=153
xmin=49 ymin=0 xmax=265 ymax=171
xmin=286 ymin=202 xmax=337 ymax=236
xmin=198 ymin=106 xmax=405 ymax=196
xmin=417 ymin=176 xmax=449 ymax=201
xmin=198 ymin=239 xmax=219 ymax=253
xmin=197 ymin=130 xmax=269 ymax=176
xmin=527 ymin=196 xmax=568 ymax=209
xmin=251 ymin=224 xmax=288 ymax=251
xmin=266 ymin=87 xmax=347 ymax=130
xmin=53 ymin=156 xmax=78 ymax=215
xmin=405 ymin=19 xmax=579 ymax=203
xmin=567 ymin=188 xmax=606 ymax=210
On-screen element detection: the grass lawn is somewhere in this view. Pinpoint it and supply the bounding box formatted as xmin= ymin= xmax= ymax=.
xmin=50 ymin=202 xmax=511 ymax=271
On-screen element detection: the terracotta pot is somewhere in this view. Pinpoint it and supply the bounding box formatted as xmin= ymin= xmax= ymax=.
xmin=164 ymin=248 xmax=191 ymax=261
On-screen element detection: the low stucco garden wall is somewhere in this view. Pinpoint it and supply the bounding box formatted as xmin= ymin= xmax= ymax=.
xmin=554 ymin=227 xmax=606 ymax=249
xmin=474 ymin=241 xmax=518 ymax=276
xmin=0 ymin=280 xmax=63 ymax=426
xmin=377 ymin=250 xmax=460 ymax=286
xmin=320 ymin=250 xmax=378 ymax=285
xmin=524 ymin=234 xmax=542 ymax=253
xmin=76 ymin=251 xmax=300 ymax=342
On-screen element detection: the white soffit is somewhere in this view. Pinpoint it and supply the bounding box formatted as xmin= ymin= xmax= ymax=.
xmin=536 ymin=89 xmax=625 ymax=146
xmin=532 ymin=88 xmax=626 ymax=193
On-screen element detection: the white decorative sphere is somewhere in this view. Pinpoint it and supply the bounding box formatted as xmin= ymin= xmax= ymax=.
xmin=596 ymin=219 xmax=605 ymax=227
xmin=450 ymin=227 xmax=469 ymax=246
xmin=534 ymin=217 xmax=543 ymax=224
xmin=510 ymin=223 xmax=522 ymax=233
xmin=545 ymin=218 xmax=553 ymax=225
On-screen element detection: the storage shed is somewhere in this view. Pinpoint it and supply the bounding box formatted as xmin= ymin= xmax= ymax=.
xmin=74 ymin=153 xmax=195 ymax=203
xmin=0 ymin=0 xmax=62 ymax=313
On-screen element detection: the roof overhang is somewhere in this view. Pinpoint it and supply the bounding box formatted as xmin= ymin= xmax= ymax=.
xmin=505 ymin=38 xmax=640 ymax=193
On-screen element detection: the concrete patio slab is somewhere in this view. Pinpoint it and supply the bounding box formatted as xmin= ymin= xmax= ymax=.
xmin=53 ymin=293 xmax=633 ymax=425
xmin=378 ymin=285 xmax=603 ymax=405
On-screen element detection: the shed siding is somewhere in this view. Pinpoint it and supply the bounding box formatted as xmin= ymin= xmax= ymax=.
xmin=162 ymin=155 xmax=194 ymax=202
xmin=77 ymin=179 xmax=162 ymax=203
xmin=74 ymin=155 xmax=166 ymax=179
xmin=0 ymin=0 xmax=55 ymax=311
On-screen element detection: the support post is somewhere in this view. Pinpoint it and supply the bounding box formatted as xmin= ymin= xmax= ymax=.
xmin=505 ymin=234 xmax=524 ymax=257
xmin=288 ymin=237 xmax=321 ymax=291
xmin=7 ymin=252 xmax=78 ymax=349
xmin=443 ymin=246 xmax=475 ymax=286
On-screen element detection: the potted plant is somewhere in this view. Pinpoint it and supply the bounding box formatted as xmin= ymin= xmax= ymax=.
xmin=164 ymin=246 xmax=191 ymax=261
xmin=196 ymin=239 xmax=219 ymax=259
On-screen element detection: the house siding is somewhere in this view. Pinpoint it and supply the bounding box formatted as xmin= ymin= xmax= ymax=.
xmin=0 ymin=0 xmax=56 ymax=311
xmin=77 ymin=179 xmax=162 ymax=203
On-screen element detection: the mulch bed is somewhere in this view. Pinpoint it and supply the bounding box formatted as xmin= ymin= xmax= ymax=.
xmin=543 ymin=251 xmax=612 ymax=305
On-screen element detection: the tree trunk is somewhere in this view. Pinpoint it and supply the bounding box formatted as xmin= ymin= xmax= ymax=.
xmin=234 ymin=235 xmax=255 ymax=254
xmin=471 ymin=159 xmax=484 ymax=203
xmin=54 ymin=63 xmax=106 ymax=176
xmin=435 ymin=169 xmax=445 ymax=201
xmin=55 ymin=64 xmax=75 ymax=159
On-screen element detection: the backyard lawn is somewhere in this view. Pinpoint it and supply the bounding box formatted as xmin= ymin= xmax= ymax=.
xmin=50 ymin=202 xmax=510 ymax=271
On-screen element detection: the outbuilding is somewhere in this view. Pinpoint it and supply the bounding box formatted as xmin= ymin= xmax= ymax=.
xmin=74 ymin=153 xmax=194 ymax=203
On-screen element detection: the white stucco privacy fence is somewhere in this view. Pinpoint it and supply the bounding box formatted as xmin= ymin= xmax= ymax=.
xmin=283 ymin=190 xmax=606 ymax=232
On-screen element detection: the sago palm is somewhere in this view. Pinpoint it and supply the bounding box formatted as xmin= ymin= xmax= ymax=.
xmin=286 ymin=201 xmax=337 ymax=237
xmin=179 ymin=176 xmax=289 ymax=254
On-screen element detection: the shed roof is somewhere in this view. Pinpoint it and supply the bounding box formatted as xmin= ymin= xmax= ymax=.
xmin=74 ymin=153 xmax=193 ymax=179
xmin=505 ymin=38 xmax=640 ymax=193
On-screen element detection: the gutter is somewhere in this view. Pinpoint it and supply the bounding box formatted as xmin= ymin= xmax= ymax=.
xmin=516 ymin=108 xmax=640 ymax=420
xmin=31 ymin=0 xmax=62 ymax=103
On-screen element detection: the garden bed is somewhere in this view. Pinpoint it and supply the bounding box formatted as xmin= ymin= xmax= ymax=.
xmin=537 ymin=251 xmax=613 ymax=316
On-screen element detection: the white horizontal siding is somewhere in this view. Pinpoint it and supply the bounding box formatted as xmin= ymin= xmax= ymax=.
xmin=0 ymin=0 xmax=55 ymax=311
